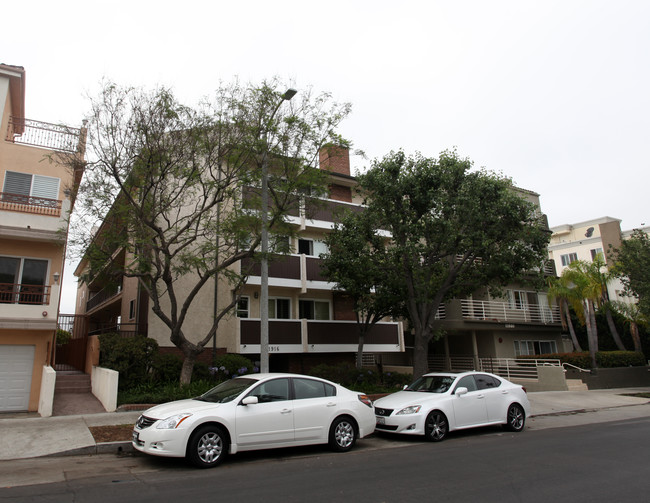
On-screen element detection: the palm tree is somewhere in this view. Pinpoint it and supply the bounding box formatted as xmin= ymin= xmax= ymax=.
xmin=612 ymin=301 xmax=646 ymax=353
xmin=562 ymin=260 xmax=603 ymax=368
xmin=590 ymin=254 xmax=626 ymax=351
xmin=546 ymin=275 xmax=582 ymax=352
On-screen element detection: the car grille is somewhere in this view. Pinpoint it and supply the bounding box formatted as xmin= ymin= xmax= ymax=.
xmin=374 ymin=407 xmax=394 ymax=417
xmin=135 ymin=415 xmax=157 ymax=429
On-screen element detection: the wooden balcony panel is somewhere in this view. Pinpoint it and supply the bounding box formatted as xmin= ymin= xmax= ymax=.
xmin=307 ymin=321 xmax=399 ymax=345
xmin=241 ymin=255 xmax=301 ymax=280
xmin=240 ymin=319 xmax=302 ymax=345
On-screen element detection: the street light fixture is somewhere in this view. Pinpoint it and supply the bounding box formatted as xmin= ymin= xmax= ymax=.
xmin=260 ymin=88 xmax=297 ymax=374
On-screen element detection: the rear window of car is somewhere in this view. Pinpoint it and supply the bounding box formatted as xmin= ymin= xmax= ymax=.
xmin=475 ymin=374 xmax=501 ymax=390
xmin=293 ymin=378 xmax=336 ymax=399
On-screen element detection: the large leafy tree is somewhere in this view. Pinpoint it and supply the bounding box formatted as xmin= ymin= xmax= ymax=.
xmin=320 ymin=209 xmax=405 ymax=368
xmin=612 ymin=229 xmax=650 ymax=320
xmin=58 ymin=80 xmax=351 ymax=384
xmin=355 ymin=150 xmax=550 ymax=377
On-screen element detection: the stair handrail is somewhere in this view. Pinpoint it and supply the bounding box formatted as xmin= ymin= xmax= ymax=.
xmin=562 ymin=362 xmax=591 ymax=373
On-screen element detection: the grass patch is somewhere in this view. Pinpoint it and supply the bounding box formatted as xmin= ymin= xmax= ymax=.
xmin=622 ymin=392 xmax=650 ymax=399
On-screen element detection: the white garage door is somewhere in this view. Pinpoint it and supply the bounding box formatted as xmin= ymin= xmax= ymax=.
xmin=0 ymin=345 xmax=35 ymax=412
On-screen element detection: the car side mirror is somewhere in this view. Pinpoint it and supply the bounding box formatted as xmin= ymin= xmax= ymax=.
xmin=241 ymin=396 xmax=259 ymax=406
xmin=455 ymin=387 xmax=468 ymax=396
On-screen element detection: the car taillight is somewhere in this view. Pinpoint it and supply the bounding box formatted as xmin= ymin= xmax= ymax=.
xmin=358 ymin=394 xmax=373 ymax=408
xmin=522 ymin=386 xmax=527 ymax=394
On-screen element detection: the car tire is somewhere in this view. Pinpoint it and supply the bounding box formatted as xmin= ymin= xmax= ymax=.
xmin=424 ymin=410 xmax=448 ymax=442
xmin=503 ymin=403 xmax=526 ymax=432
xmin=329 ymin=416 xmax=357 ymax=452
xmin=187 ymin=425 xmax=228 ymax=468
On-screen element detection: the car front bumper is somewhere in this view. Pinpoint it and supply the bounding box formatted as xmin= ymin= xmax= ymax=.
xmin=374 ymin=414 xmax=427 ymax=435
xmin=132 ymin=426 xmax=189 ymax=458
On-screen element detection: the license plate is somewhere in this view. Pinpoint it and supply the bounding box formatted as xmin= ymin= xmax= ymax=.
xmin=132 ymin=430 xmax=139 ymax=443
xmin=376 ymin=417 xmax=385 ymax=425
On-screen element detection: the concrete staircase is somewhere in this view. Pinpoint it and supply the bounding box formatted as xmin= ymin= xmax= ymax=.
xmin=566 ymin=378 xmax=589 ymax=391
xmin=55 ymin=371 xmax=91 ymax=394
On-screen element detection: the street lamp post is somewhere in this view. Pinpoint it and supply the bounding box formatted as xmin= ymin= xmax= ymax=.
xmin=260 ymin=88 xmax=297 ymax=374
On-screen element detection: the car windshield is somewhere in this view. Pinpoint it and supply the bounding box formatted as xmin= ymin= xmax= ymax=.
xmin=195 ymin=378 xmax=257 ymax=403
xmin=405 ymin=375 xmax=455 ymax=393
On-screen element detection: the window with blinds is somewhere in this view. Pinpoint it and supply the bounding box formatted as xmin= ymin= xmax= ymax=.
xmin=3 ymin=171 xmax=60 ymax=200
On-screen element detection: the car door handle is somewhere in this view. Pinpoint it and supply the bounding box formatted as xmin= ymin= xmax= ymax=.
xmin=280 ymin=409 xmax=292 ymax=414
xmin=476 ymin=395 xmax=485 ymax=399
xmin=326 ymin=402 xmax=337 ymax=407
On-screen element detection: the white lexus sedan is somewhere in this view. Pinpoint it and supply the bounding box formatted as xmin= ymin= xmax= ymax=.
xmin=132 ymin=373 xmax=376 ymax=468
xmin=373 ymin=371 xmax=530 ymax=441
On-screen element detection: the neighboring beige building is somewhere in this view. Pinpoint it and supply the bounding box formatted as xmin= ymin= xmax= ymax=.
xmin=0 ymin=64 xmax=85 ymax=412
xmin=548 ymin=216 xmax=645 ymax=304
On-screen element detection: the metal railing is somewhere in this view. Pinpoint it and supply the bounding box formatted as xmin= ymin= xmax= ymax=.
xmin=428 ymin=355 xmax=476 ymax=372
xmin=479 ymin=358 xmax=561 ymax=380
xmin=461 ymin=299 xmax=559 ymax=324
xmin=0 ymin=192 xmax=62 ymax=216
xmin=0 ymin=283 xmax=51 ymax=305
xmin=86 ymin=284 xmax=122 ymax=311
xmin=6 ymin=116 xmax=83 ymax=153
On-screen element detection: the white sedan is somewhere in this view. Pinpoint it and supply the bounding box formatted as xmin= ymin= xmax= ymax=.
xmin=373 ymin=371 xmax=531 ymax=441
xmin=132 ymin=373 xmax=376 ymax=468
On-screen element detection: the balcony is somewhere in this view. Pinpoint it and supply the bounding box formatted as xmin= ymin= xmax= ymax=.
xmin=459 ymin=299 xmax=560 ymax=325
xmin=0 ymin=192 xmax=62 ymax=217
xmin=6 ymin=116 xmax=84 ymax=153
xmin=86 ymin=284 xmax=122 ymax=312
xmin=0 ymin=283 xmax=51 ymax=305
xmin=239 ymin=318 xmax=402 ymax=353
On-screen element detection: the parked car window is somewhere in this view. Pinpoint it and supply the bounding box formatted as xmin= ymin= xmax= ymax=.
xmin=455 ymin=375 xmax=478 ymax=392
xmin=197 ymin=378 xmax=257 ymax=403
xmin=248 ymin=378 xmax=290 ymax=403
xmin=405 ymin=375 xmax=455 ymax=393
xmin=475 ymin=374 xmax=501 ymax=390
xmin=293 ymin=378 xmax=336 ymax=399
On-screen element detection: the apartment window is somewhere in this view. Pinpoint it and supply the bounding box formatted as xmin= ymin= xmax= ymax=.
xmin=236 ymin=296 xmax=249 ymax=318
xmin=560 ymin=253 xmax=578 ymax=267
xmin=298 ymin=239 xmax=328 ymax=257
xmin=514 ymin=340 xmax=557 ymax=356
xmin=299 ymin=299 xmax=330 ymax=320
xmin=3 ymin=171 xmax=60 ymax=201
xmin=507 ymin=290 xmax=528 ymax=310
xmin=590 ymin=248 xmax=603 ymax=261
xmin=129 ymin=300 xmax=136 ymax=320
xmin=269 ymin=298 xmax=291 ymax=319
xmin=0 ymin=256 xmax=49 ymax=304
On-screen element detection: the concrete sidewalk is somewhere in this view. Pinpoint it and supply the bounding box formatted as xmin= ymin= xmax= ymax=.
xmin=1 ymin=387 xmax=649 ymax=461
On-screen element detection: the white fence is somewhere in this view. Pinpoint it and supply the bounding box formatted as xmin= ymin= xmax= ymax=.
xmin=479 ymin=358 xmax=561 ymax=380
xmin=461 ymin=300 xmax=560 ymax=324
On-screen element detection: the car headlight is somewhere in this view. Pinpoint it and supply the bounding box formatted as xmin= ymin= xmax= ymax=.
xmin=156 ymin=413 xmax=192 ymax=429
xmin=396 ymin=405 xmax=422 ymax=415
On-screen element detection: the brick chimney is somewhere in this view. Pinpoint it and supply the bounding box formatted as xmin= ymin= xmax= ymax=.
xmin=319 ymin=145 xmax=350 ymax=176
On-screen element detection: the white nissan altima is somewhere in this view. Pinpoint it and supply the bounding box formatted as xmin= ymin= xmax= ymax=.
xmin=132 ymin=373 xmax=376 ymax=468
xmin=373 ymin=371 xmax=531 ymax=441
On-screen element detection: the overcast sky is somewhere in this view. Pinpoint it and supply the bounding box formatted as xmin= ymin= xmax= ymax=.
xmin=5 ymin=0 xmax=649 ymax=311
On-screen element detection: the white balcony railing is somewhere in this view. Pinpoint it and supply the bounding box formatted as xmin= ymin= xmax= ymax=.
xmin=461 ymin=299 xmax=559 ymax=324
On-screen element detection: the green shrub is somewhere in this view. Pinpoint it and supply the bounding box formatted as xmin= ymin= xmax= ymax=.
xmin=521 ymin=351 xmax=647 ymax=369
xmin=117 ymin=379 xmax=216 ymax=406
xmin=98 ymin=333 xmax=158 ymax=390
xmin=209 ymin=354 xmax=257 ymax=380
xmin=596 ymin=351 xmax=646 ymax=368
xmin=55 ymin=329 xmax=72 ymax=346
xmin=307 ymin=363 xmax=412 ymax=393
xmin=151 ymin=353 xmax=183 ymax=383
